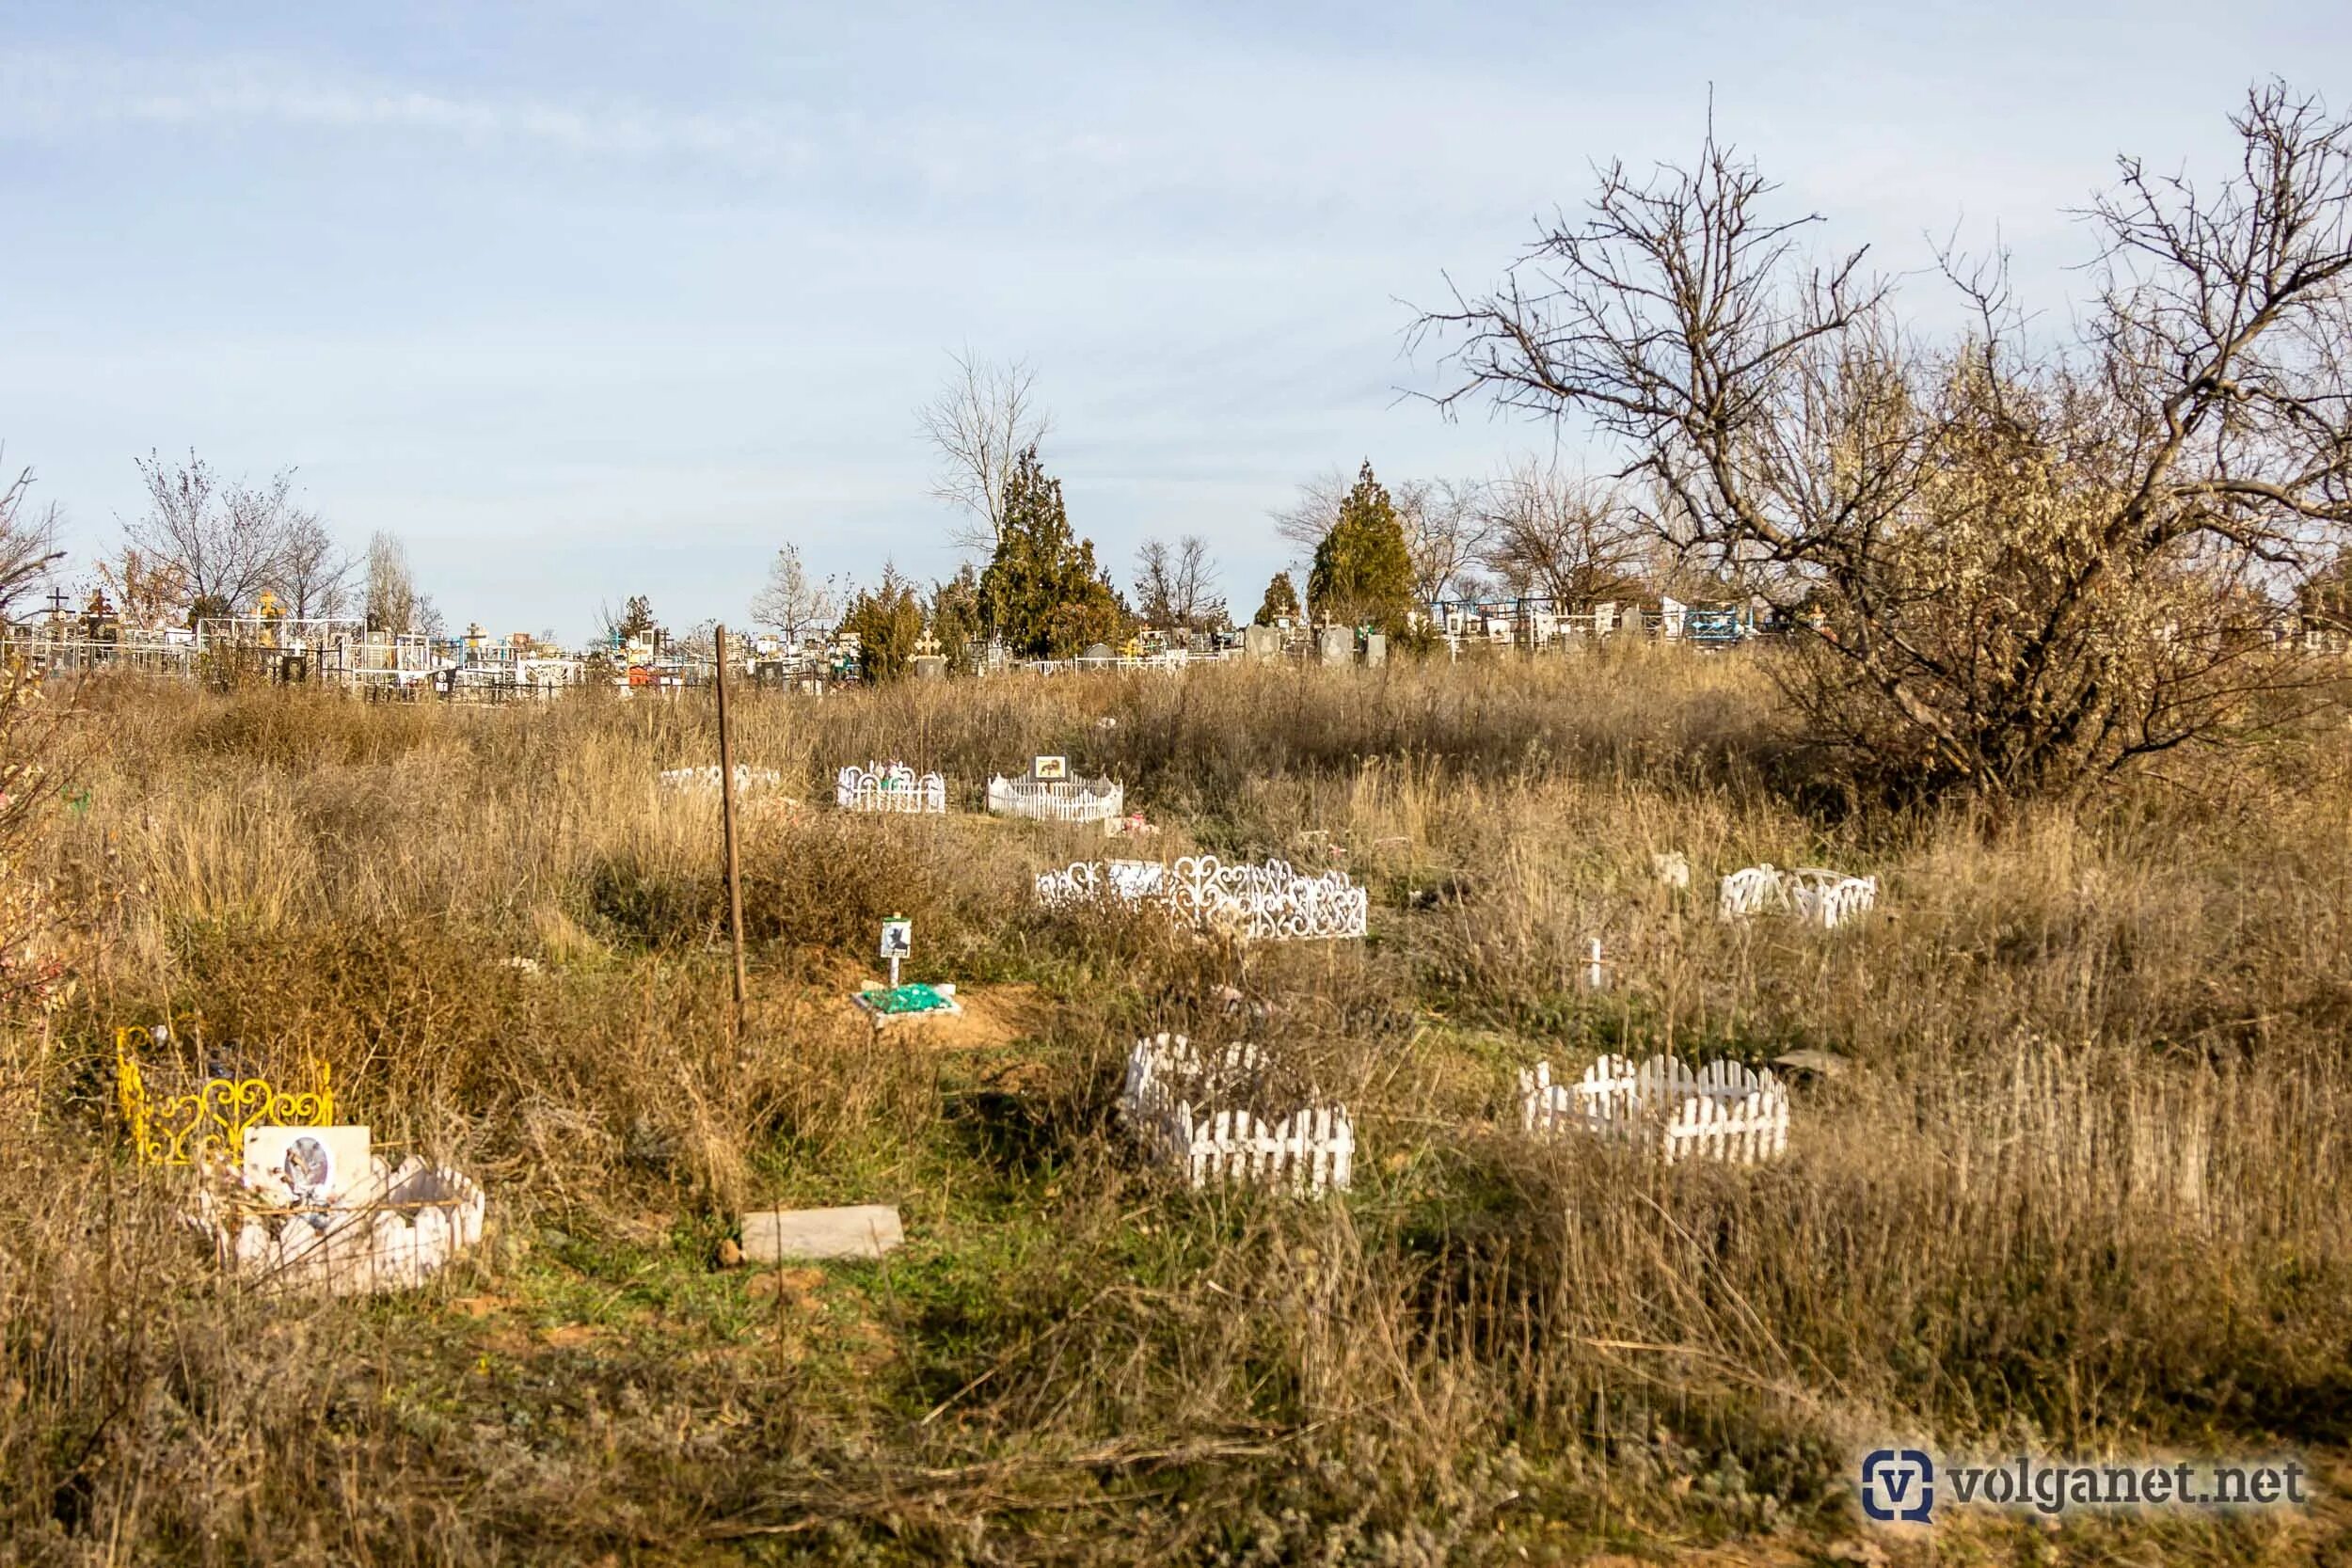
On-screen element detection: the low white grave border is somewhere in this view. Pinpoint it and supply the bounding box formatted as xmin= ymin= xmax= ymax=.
xmin=1037 ymin=854 xmax=1368 ymax=942
xmin=835 ymin=761 xmax=946 ymax=814
xmin=660 ymin=764 xmax=783 ymax=796
xmin=1717 ymin=863 xmax=1878 ymax=928
xmin=1120 ymin=1033 xmax=1354 ymax=1193
xmin=1520 ymin=1053 xmax=1789 ymax=1165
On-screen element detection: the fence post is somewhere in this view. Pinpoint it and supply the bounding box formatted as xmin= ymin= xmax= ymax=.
xmin=714 ymin=625 xmax=748 ymax=1027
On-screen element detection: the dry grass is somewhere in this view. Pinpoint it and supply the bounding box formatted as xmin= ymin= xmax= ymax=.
xmin=3 ymin=650 xmax=2349 ymax=1563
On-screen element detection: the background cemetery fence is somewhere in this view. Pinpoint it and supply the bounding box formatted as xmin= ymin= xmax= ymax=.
xmin=1520 ymin=1054 xmax=1790 ymax=1165
xmin=834 ymin=762 xmax=946 ymax=814
xmin=1037 ymin=854 xmax=1368 ymax=942
xmin=1119 ymin=1033 xmax=1354 ymax=1193
xmin=986 ymin=772 xmax=1125 ymax=828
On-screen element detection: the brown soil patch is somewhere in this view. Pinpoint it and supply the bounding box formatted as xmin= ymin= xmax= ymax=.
xmin=839 ymin=981 xmax=1050 ymax=1051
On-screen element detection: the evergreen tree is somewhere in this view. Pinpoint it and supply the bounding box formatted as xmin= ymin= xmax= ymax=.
xmin=930 ymin=564 xmax=984 ymax=673
xmin=977 ymin=445 xmax=1128 ymax=657
xmin=839 ymin=563 xmax=925 ymax=681
xmin=1254 ymin=571 xmax=1300 ymax=626
xmin=1307 ymin=462 xmax=1415 ymax=632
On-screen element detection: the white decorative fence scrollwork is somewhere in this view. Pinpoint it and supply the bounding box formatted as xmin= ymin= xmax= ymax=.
xmin=987 ymin=773 xmax=1125 ymax=827
xmin=1717 ymin=863 xmax=1877 ymax=929
xmin=1037 ymin=854 xmax=1368 ymax=942
xmin=834 ymin=762 xmax=946 ymax=814
xmin=660 ymin=765 xmax=782 ymax=795
xmin=1520 ymin=1054 xmax=1789 ymax=1165
xmin=1120 ymin=1034 xmax=1353 ymax=1192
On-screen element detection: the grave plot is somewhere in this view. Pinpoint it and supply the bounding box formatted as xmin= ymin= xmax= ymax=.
xmin=115 ymin=1026 xmax=490 ymax=1293
xmin=850 ymin=916 xmax=964 ymax=1024
xmin=1716 ymin=863 xmax=1878 ymax=928
xmin=1119 ymin=1033 xmax=1354 ymax=1192
xmin=835 ymin=761 xmax=946 ymax=815
xmin=659 ymin=764 xmax=783 ymax=795
xmin=986 ymin=754 xmax=1124 ymax=832
xmin=1520 ymin=1053 xmax=1789 ymax=1165
xmin=1036 ymin=854 xmax=1368 ymax=942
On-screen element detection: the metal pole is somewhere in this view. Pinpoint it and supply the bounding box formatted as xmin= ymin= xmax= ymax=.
xmin=714 ymin=624 xmax=748 ymax=1021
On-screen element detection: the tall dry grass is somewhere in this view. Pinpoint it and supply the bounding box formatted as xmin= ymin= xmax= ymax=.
xmin=2 ymin=649 xmax=2347 ymax=1562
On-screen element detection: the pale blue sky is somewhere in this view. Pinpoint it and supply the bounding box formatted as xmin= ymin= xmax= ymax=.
xmin=1 ymin=1 xmax=2338 ymax=639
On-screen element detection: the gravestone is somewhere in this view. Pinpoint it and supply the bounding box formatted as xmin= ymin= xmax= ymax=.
xmin=1243 ymin=625 xmax=1284 ymax=661
xmin=1082 ymin=642 xmax=1113 ymax=662
xmin=741 ymin=1205 xmax=905 ymax=1261
xmin=1620 ymin=605 xmax=1645 ymax=637
xmin=1318 ymin=626 xmax=1355 ymax=665
xmin=1361 ymin=632 xmax=1387 ymax=667
xmin=913 ymin=656 xmax=946 ymax=680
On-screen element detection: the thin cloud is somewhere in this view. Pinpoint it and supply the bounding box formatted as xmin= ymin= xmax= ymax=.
xmin=0 ymin=50 xmax=819 ymax=171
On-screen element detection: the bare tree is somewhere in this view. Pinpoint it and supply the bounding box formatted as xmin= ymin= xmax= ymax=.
xmin=1479 ymin=462 xmax=1653 ymax=605
xmin=749 ymin=542 xmax=840 ymax=645
xmin=918 ymin=351 xmax=1052 ymax=555
xmin=363 ymin=531 xmax=419 ymax=635
xmin=274 ymin=509 xmax=353 ymax=620
xmin=0 ymin=451 xmax=66 ymax=621
xmin=120 ymin=451 xmax=305 ymax=622
xmin=1134 ymin=534 xmax=1227 ymax=630
xmin=1416 ymin=84 xmax=2352 ymax=800
xmin=1399 ymin=477 xmax=1491 ymax=605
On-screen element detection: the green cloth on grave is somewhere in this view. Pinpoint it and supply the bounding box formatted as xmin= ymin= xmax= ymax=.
xmin=859 ymin=982 xmax=954 ymax=1015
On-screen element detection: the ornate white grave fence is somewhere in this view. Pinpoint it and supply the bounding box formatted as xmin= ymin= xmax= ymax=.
xmin=834 ymin=762 xmax=946 ymax=814
xmin=1788 ymin=868 xmax=1878 ymax=929
xmin=1520 ymin=1054 xmax=1789 ymax=1165
xmin=660 ymin=765 xmax=783 ymax=795
xmin=987 ymin=772 xmax=1125 ymax=827
xmin=1120 ymin=1033 xmax=1353 ymax=1193
xmin=1716 ymin=863 xmax=1877 ymax=929
xmin=1037 ymin=854 xmax=1368 ymax=942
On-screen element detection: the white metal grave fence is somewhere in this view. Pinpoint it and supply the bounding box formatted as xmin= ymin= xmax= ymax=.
xmin=1717 ymin=863 xmax=1877 ymax=929
xmin=834 ymin=762 xmax=946 ymax=814
xmin=1120 ymin=1033 xmax=1354 ymax=1193
xmin=1520 ymin=1053 xmax=1789 ymax=1165
xmin=986 ymin=773 xmax=1125 ymax=826
xmin=660 ymin=765 xmax=783 ymax=795
xmin=1038 ymin=854 xmax=1368 ymax=942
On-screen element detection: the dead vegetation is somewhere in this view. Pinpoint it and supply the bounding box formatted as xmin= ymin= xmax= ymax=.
xmin=3 ymin=653 xmax=2350 ymax=1562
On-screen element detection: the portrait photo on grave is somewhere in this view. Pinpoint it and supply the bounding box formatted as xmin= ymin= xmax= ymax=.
xmin=1031 ymin=755 xmax=1069 ymax=781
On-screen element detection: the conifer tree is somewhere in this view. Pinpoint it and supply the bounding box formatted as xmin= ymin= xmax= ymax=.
xmin=977 ymin=445 xmax=1128 ymax=657
xmin=1307 ymin=461 xmax=1415 ymax=632
xmin=1253 ymin=571 xmax=1300 ymax=626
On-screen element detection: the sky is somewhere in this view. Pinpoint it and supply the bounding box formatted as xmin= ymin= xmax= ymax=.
xmin=0 ymin=1 xmax=2341 ymax=641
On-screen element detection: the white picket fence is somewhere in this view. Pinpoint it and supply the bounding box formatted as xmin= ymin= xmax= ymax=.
xmin=1120 ymin=1034 xmax=1354 ymax=1193
xmin=1717 ymin=863 xmax=1878 ymax=929
xmin=1520 ymin=1053 xmax=1789 ymax=1165
xmin=1038 ymin=854 xmax=1369 ymax=942
xmin=659 ymin=765 xmax=783 ymax=795
xmin=987 ymin=774 xmax=1125 ymax=826
xmin=834 ymin=762 xmax=946 ymax=814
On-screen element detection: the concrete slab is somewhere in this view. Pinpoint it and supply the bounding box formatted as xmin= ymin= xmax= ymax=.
xmin=740 ymin=1204 xmax=905 ymax=1262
